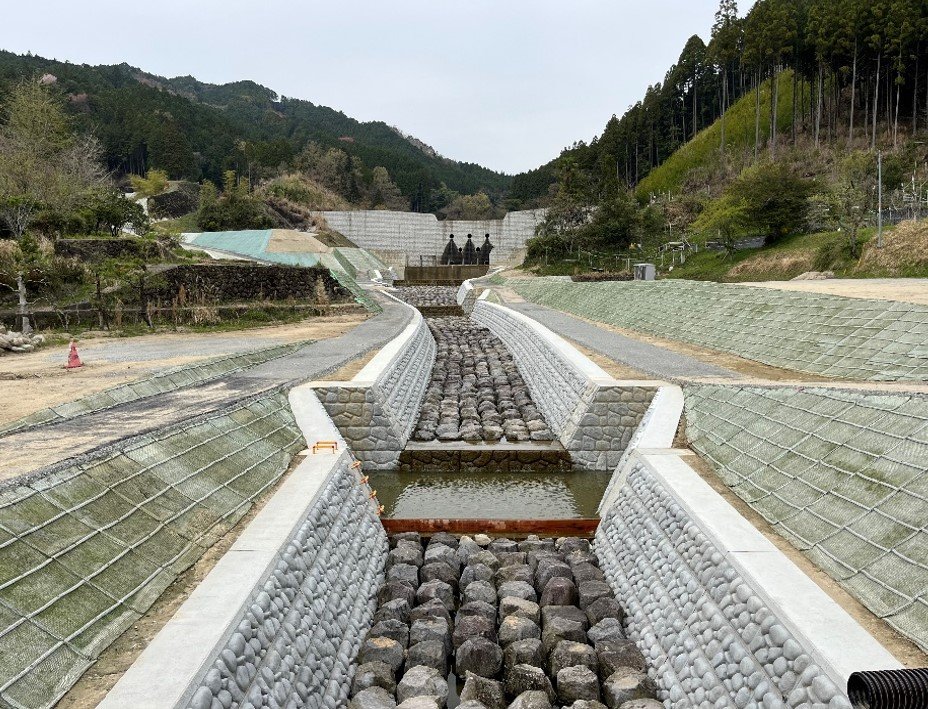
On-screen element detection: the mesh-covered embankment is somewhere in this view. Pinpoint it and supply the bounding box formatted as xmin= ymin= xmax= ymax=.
xmin=0 ymin=392 xmax=303 ymax=709
xmin=509 ymin=278 xmax=928 ymax=381
xmin=685 ymin=384 xmax=928 ymax=652
xmin=0 ymin=340 xmax=307 ymax=436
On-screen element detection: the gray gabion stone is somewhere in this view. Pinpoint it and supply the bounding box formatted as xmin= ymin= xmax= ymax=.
xmin=556 ymin=666 xmax=601 ymax=704
xmin=429 ymin=532 xmax=459 ymax=549
xmin=498 ymin=616 xmax=541 ymax=646
xmin=456 ymin=637 xmax=504 ymax=678
xmin=505 ymin=665 xmax=555 ymax=702
xmin=454 ymin=614 xmax=498 ymax=649
xmin=407 ymin=640 xmax=448 ymax=676
xmin=596 ymin=640 xmax=647 ymax=679
xmin=410 ymin=618 xmax=451 ymax=654
xmin=416 ymin=579 xmax=455 ymax=611
xmin=556 ymin=538 xmax=590 ymax=555
xmin=539 ymin=577 xmax=578 ymax=607
xmin=577 ymin=581 xmax=613 ymax=611
xmin=464 ymin=580 xmax=498 ymax=607
xmin=458 ymin=703 xmax=489 ymax=709
xmin=351 ymin=661 xmax=397 ymax=696
xmin=602 ymin=668 xmax=655 ymax=709
xmin=496 ymin=565 xmax=534 ymax=587
xmin=541 ymin=605 xmax=589 ymax=631
xmin=369 ymin=619 xmax=410 ymax=648
xmin=461 ymin=564 xmax=495 ymax=589
xmin=506 ymin=691 xmax=552 ymax=709
xmin=397 ymin=665 xmax=449 ymax=705
xmin=567 ymin=702 xmax=607 ymax=709
xmin=458 ymin=601 xmax=497 ymax=626
xmin=541 ymin=617 xmax=587 ymax=657
xmin=534 ymin=561 xmax=572 ymax=593
xmin=497 ymin=581 xmax=537 ymax=603
xmin=409 ymin=598 xmax=452 ymax=630
xmin=585 ymin=597 xmax=624 ymax=627
xmin=375 ymin=598 xmax=412 ymax=626
xmin=587 ymin=618 xmax=625 ymax=648
xmin=570 ymin=563 xmax=605 ymax=584
xmin=469 ymin=549 xmax=500 ymax=571
xmin=615 ymin=702 xmax=662 ymax=709
xmin=421 ymin=561 xmax=459 ymax=590
xmin=504 ymin=639 xmax=545 ymax=673
xmin=387 ymin=563 xmax=420 ymax=589
xmin=390 ymin=532 xmax=421 ymax=548
xmin=380 ymin=581 xmax=416 ymax=607
xmin=460 ymin=673 xmax=507 ymax=709
xmin=549 ymin=641 xmax=598 ymax=677
xmin=499 ymin=597 xmax=541 ymax=625
xmin=349 ymin=686 xmax=397 ymax=709
xmin=425 ymin=543 xmax=460 ymax=571
xmin=360 ymin=636 xmax=404 ymax=675
xmin=396 ymin=698 xmax=441 ymax=709
xmin=389 ymin=544 xmax=424 ymax=568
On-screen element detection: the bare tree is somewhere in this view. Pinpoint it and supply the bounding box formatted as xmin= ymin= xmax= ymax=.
xmin=0 ymin=79 xmax=107 ymax=331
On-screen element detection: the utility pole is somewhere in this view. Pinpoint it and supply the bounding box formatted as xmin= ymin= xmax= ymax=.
xmin=877 ymin=150 xmax=884 ymax=248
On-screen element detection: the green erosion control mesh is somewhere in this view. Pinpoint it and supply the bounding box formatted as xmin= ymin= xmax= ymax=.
xmin=0 ymin=393 xmax=303 ymax=709
xmin=184 ymin=231 xmax=381 ymax=313
xmin=510 ymin=279 xmax=928 ymax=381
xmin=685 ymin=384 xmax=928 ymax=651
xmin=0 ymin=341 xmax=309 ymax=437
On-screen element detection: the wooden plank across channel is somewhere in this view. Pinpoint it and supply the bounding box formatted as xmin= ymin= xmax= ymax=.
xmin=381 ymin=518 xmax=599 ymax=537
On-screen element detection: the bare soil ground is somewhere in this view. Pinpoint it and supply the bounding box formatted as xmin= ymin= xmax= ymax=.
xmin=681 ymin=444 xmax=928 ymax=668
xmin=742 ymin=278 xmax=928 ymax=306
xmin=56 ymin=453 xmax=306 ymax=708
xmin=0 ymin=315 xmax=366 ymax=426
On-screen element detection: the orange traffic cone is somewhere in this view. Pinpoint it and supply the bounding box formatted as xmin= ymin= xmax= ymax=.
xmin=65 ymin=340 xmax=83 ymax=369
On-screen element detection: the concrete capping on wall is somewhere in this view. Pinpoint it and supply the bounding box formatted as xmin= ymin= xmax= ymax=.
xmin=472 ymin=300 xmax=656 ymax=470
xmin=311 ymin=296 xmax=436 ymax=470
xmin=594 ymin=386 xmax=901 ymax=707
xmin=99 ymin=386 xmax=386 ymax=709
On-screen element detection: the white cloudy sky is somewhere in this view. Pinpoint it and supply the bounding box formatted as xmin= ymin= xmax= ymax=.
xmin=2 ymin=1 xmax=755 ymax=174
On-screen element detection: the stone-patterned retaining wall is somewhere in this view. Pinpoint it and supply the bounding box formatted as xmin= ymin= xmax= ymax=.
xmin=685 ymin=384 xmax=928 ymax=653
xmin=312 ymin=304 xmax=436 ymax=470
xmin=596 ymin=458 xmax=854 ymax=708
xmin=319 ymin=209 xmax=545 ymax=264
xmin=181 ymin=455 xmax=386 ymax=709
xmin=472 ymin=300 xmax=655 ymax=470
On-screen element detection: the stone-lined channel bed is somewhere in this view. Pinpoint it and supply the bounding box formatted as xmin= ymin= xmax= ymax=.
xmin=349 ymin=533 xmax=660 ymax=709
xmin=412 ymin=318 xmax=554 ymax=445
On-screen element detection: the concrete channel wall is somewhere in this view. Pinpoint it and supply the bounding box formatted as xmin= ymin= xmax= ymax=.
xmin=318 ymin=209 xmax=545 ymax=266
xmin=685 ymin=384 xmax=928 ymax=653
xmin=596 ymin=385 xmax=901 ymax=707
xmin=311 ymin=299 xmax=436 ymax=471
xmin=0 ymin=392 xmax=304 ymax=709
xmin=100 ymin=386 xmax=387 ymax=709
xmin=471 ymin=299 xmax=657 ymax=470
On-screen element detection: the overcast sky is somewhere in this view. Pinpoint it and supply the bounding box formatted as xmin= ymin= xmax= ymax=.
xmin=2 ymin=1 xmax=754 ymax=175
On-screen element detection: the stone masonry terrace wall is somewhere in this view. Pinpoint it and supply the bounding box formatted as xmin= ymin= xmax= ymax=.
xmin=685 ymin=384 xmax=928 ymax=652
xmin=472 ymin=300 xmax=655 ymax=470
xmin=0 ymin=392 xmax=303 ymax=709
xmin=510 ymin=278 xmax=928 ymax=381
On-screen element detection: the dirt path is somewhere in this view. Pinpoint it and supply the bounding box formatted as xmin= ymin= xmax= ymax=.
xmin=0 ymin=315 xmax=365 ymax=426
xmin=742 ymin=278 xmax=928 ymax=306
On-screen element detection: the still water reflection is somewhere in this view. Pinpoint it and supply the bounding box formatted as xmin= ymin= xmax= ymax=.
xmin=369 ymin=471 xmax=612 ymax=519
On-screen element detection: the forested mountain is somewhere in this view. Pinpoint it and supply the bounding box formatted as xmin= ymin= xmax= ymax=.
xmin=0 ymin=51 xmax=510 ymax=211
xmin=514 ymin=0 xmax=928 ymax=203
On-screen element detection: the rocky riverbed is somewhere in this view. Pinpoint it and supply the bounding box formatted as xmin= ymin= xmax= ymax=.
xmin=394 ymin=287 xmax=460 ymax=309
xmin=349 ymin=532 xmax=659 ymax=709
xmin=412 ymin=318 xmax=554 ymax=444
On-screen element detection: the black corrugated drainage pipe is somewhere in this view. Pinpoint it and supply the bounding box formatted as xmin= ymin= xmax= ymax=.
xmin=848 ymin=668 xmax=928 ymax=708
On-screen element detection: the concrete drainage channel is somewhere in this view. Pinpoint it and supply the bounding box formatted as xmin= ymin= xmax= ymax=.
xmin=94 ymin=285 xmax=899 ymax=708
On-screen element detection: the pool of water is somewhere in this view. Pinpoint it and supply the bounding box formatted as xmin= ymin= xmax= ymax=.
xmin=369 ymin=470 xmax=613 ymax=519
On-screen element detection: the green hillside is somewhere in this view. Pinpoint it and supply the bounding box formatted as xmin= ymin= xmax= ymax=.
xmin=0 ymin=51 xmax=510 ymax=207
xmin=637 ymin=71 xmax=795 ymax=196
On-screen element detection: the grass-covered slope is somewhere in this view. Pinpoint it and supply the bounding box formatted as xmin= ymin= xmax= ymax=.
xmin=638 ymin=72 xmax=796 ymax=196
